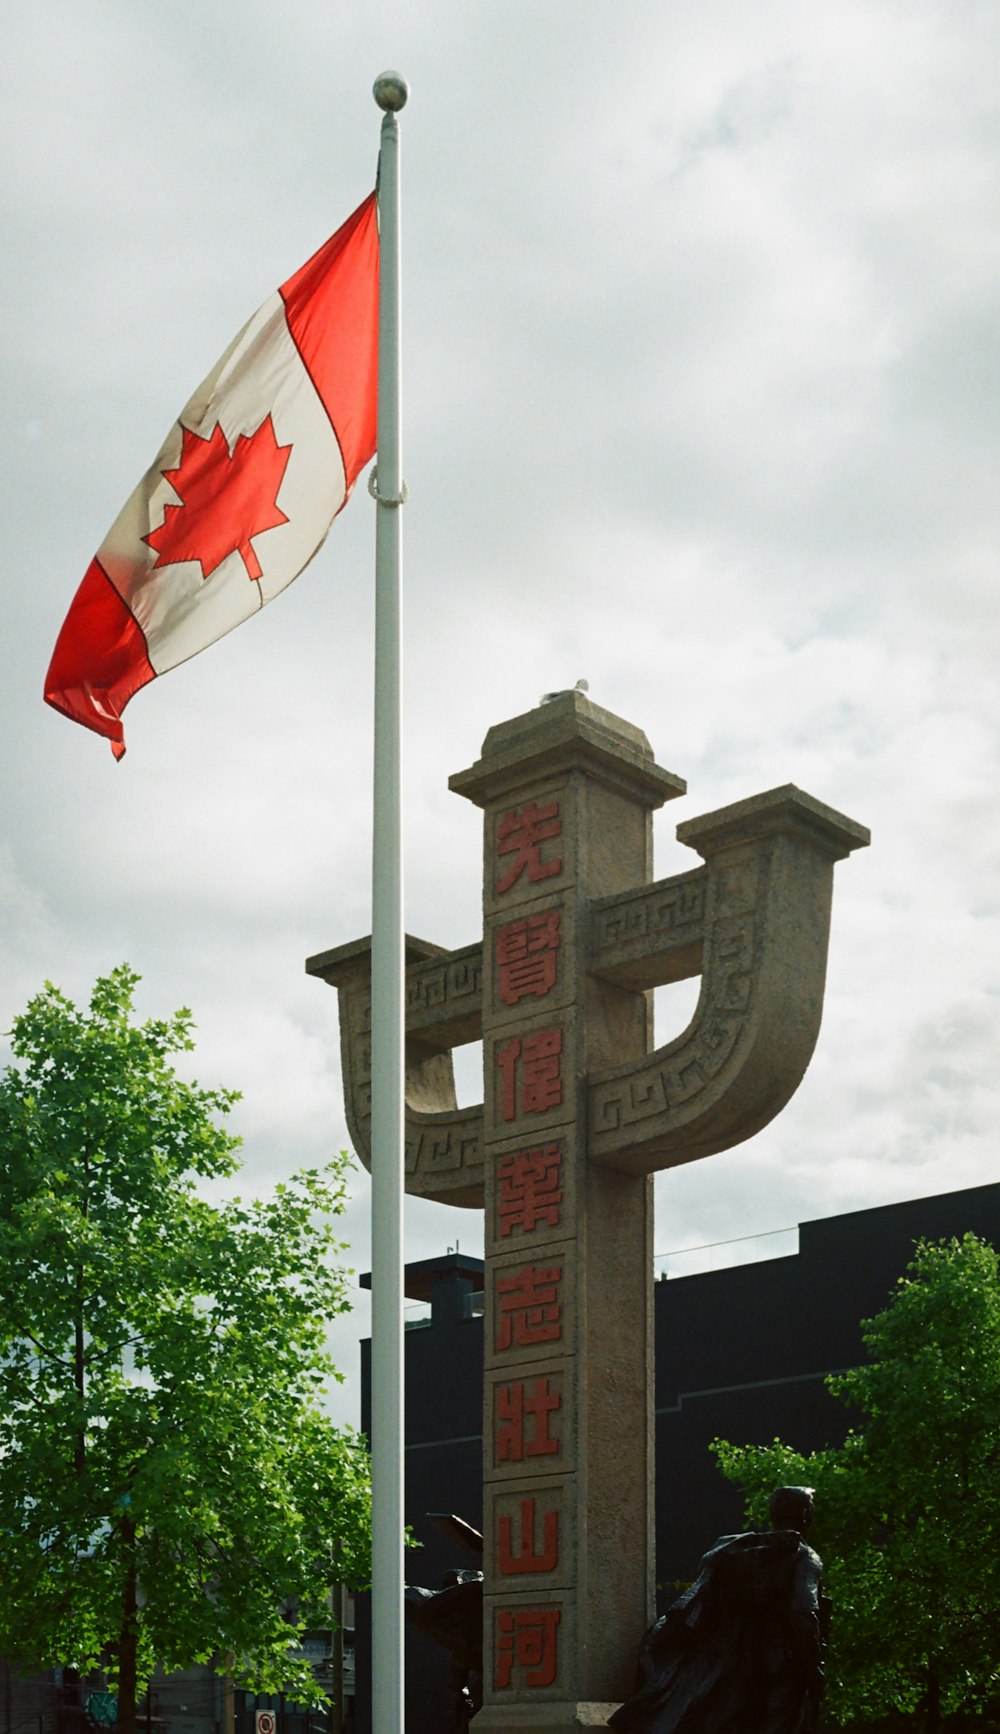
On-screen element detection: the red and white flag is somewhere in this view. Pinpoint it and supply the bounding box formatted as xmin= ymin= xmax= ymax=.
xmin=45 ymin=192 xmax=379 ymax=758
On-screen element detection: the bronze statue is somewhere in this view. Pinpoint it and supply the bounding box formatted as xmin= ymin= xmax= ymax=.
xmin=404 ymin=1513 xmax=484 ymax=1729
xmin=610 ymin=1487 xmax=831 ymax=1734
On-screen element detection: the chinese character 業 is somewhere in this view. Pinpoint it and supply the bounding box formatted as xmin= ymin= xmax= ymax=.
xmin=497 ymin=1144 xmax=563 ymax=1237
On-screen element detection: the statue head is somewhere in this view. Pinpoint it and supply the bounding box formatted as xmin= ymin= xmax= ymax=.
xmin=768 ymin=1485 xmax=815 ymax=1534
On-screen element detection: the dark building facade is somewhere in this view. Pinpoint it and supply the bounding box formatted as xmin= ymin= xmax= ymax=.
xmin=358 ymin=1179 xmax=1000 ymax=1733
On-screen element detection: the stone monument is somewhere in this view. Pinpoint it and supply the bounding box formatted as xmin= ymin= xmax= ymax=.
xmin=307 ymin=691 xmax=868 ymax=1732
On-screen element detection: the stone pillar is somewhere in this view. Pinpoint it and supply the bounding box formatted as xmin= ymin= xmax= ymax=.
xmin=449 ymin=697 xmax=685 ymax=1731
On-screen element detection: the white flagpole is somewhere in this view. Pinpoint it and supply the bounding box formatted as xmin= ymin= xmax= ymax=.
xmin=370 ymin=68 xmax=408 ymax=1734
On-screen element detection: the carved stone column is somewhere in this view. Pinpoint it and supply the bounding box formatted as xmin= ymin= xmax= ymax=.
xmin=307 ymin=690 xmax=869 ymax=1733
xmin=449 ymin=699 xmax=684 ymax=1729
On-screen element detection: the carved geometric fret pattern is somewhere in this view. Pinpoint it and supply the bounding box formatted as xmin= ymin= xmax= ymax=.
xmin=587 ymin=856 xmax=763 ymax=1145
xmin=590 ymin=866 xmax=706 ymax=954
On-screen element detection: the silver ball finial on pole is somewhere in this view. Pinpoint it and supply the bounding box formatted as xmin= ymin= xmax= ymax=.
xmin=373 ymin=70 xmax=409 ymax=111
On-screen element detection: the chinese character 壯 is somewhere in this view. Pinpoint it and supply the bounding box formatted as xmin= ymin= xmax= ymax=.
xmin=496 ymin=911 xmax=561 ymax=1006
xmin=497 ymin=1144 xmax=563 ymax=1237
xmin=498 ymin=1496 xmax=559 ymax=1575
xmin=495 ymin=1263 xmax=563 ymax=1351
xmin=496 ymin=1606 xmax=561 ymax=1689
xmin=496 ymin=1028 xmax=563 ymax=1122
xmin=496 ymin=1376 xmax=562 ymax=1462
xmin=496 ymin=801 xmax=563 ymax=895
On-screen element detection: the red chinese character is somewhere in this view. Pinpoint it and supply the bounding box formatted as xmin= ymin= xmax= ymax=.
xmin=496 ymin=1029 xmax=563 ymax=1122
xmin=496 ymin=1264 xmax=562 ymax=1351
xmin=496 ymin=801 xmax=562 ymax=895
xmin=497 ymin=1377 xmax=561 ymax=1462
xmin=497 ymin=1144 xmax=563 ymax=1237
xmin=498 ymin=1496 xmax=560 ymax=1575
xmin=496 ymin=911 xmax=561 ymax=1006
xmin=496 ymin=1607 xmax=561 ymax=1689
xmin=522 ymin=1029 xmax=563 ymax=1113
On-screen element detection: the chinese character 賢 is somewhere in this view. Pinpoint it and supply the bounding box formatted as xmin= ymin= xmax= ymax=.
xmin=496 ymin=911 xmax=561 ymax=1006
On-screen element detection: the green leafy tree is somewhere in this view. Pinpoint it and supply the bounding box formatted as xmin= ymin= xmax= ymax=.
xmin=0 ymin=967 xmax=371 ymax=1734
xmin=713 ymin=1234 xmax=1000 ymax=1730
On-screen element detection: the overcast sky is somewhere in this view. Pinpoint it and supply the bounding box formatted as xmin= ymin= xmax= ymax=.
xmin=4 ymin=0 xmax=999 ymax=1420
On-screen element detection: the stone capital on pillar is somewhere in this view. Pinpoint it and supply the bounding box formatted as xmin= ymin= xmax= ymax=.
xmin=448 ymin=688 xmax=686 ymax=813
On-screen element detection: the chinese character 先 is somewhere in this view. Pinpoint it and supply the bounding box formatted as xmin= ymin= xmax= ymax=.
xmin=496 ymin=801 xmax=562 ymax=895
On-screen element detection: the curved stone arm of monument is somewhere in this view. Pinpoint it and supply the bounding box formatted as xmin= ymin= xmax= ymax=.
xmin=586 ymin=785 xmax=869 ymax=1176
xmin=306 ymin=784 xmax=868 ymax=1203
xmin=305 ymin=933 xmax=488 ymax=1207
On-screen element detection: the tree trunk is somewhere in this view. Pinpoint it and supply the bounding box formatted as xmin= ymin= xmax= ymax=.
xmin=74 ymin=1151 xmax=88 ymax=1477
xmin=73 ymin=1266 xmax=86 ymax=1476
xmin=924 ymin=1660 xmax=941 ymax=1734
xmin=118 ymin=1518 xmax=139 ymax=1734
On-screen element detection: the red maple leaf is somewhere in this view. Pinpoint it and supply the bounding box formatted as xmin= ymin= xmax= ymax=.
xmin=144 ymin=417 xmax=293 ymax=582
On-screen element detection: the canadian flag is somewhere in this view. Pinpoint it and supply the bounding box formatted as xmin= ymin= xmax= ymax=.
xmin=45 ymin=192 xmax=379 ymax=758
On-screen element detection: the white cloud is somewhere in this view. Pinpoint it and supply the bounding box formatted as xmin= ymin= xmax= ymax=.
xmin=2 ymin=0 xmax=998 ymax=1429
